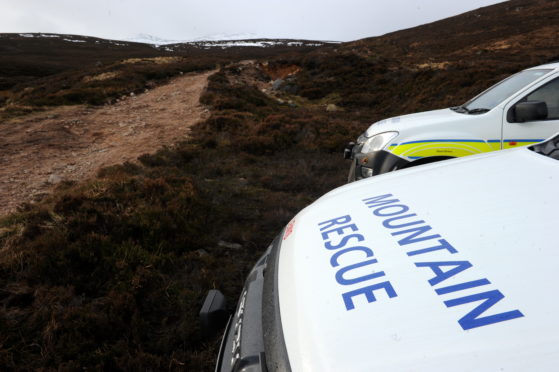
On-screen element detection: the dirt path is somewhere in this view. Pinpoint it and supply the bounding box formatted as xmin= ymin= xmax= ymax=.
xmin=0 ymin=69 xmax=215 ymax=216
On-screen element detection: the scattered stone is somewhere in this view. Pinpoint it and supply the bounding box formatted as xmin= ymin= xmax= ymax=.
xmin=130 ymin=92 xmax=135 ymax=97
xmin=218 ymin=240 xmax=242 ymax=250
xmin=196 ymin=249 xmax=209 ymax=257
xmin=47 ymin=174 xmax=63 ymax=184
xmin=326 ymin=104 xmax=340 ymax=112
xmin=272 ymin=79 xmax=284 ymax=91
xmin=282 ymin=83 xmax=300 ymax=95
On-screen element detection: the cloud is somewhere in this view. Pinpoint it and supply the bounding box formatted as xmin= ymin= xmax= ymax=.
xmin=0 ymin=0 xmax=506 ymax=41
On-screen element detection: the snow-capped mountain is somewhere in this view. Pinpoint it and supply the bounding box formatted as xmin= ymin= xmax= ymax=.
xmin=124 ymin=33 xmax=187 ymax=46
xmin=123 ymin=33 xmax=260 ymax=46
xmin=121 ymin=33 xmax=337 ymax=49
xmin=5 ymin=32 xmax=337 ymax=52
xmin=189 ymin=33 xmax=259 ymax=42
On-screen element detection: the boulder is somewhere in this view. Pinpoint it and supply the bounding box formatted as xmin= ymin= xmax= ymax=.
xmin=47 ymin=174 xmax=63 ymax=185
xmin=271 ymin=79 xmax=284 ymax=91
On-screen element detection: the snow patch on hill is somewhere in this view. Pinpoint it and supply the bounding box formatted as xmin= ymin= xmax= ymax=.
xmin=9 ymin=32 xmax=338 ymax=50
xmin=123 ymin=33 xmax=338 ymax=49
xmin=125 ymin=32 xmax=260 ymax=46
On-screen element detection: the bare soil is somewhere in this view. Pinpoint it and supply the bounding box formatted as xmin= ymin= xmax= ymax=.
xmin=0 ymin=69 xmax=215 ymax=216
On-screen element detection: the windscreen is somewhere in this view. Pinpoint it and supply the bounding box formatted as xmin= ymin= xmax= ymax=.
xmin=464 ymin=69 xmax=552 ymax=111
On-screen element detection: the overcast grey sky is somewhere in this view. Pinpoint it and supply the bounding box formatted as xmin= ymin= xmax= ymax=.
xmin=1 ymin=0 xmax=506 ymax=42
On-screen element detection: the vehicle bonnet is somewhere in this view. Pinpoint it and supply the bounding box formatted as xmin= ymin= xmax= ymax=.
xmin=277 ymin=146 xmax=559 ymax=371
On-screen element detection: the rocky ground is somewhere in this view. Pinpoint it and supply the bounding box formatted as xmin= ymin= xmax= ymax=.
xmin=0 ymin=69 xmax=215 ymax=216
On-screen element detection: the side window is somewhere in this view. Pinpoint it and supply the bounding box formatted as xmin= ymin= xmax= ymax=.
xmin=524 ymin=78 xmax=559 ymax=120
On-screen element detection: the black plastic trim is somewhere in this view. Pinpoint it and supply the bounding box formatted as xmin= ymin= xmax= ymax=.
xmin=215 ymin=315 xmax=233 ymax=372
xmin=262 ymin=233 xmax=292 ymax=372
xmin=216 ymin=247 xmax=270 ymax=371
xmin=348 ymin=149 xmax=410 ymax=182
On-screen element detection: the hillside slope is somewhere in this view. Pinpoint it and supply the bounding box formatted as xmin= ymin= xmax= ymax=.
xmin=352 ymin=0 xmax=559 ymax=65
xmin=0 ymin=33 xmax=328 ymax=103
xmin=0 ymin=69 xmax=214 ymax=216
xmin=284 ymin=0 xmax=559 ymax=121
xmin=2 ymin=0 xmax=559 ymax=370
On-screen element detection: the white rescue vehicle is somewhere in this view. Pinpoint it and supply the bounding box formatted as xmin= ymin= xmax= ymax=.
xmin=202 ymin=132 xmax=559 ymax=371
xmin=346 ymin=62 xmax=559 ymax=181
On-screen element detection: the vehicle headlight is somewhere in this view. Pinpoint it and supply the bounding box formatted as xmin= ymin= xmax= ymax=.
xmin=361 ymin=131 xmax=398 ymax=153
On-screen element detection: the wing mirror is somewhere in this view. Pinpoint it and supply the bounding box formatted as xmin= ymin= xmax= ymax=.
xmin=513 ymin=101 xmax=548 ymax=122
xmin=200 ymin=289 xmax=229 ymax=338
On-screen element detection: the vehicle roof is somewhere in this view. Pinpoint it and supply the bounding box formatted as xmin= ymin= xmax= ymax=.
xmin=527 ymin=61 xmax=559 ymax=70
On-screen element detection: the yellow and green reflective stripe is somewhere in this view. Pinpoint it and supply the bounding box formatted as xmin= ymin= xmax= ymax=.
xmin=390 ymin=139 xmax=492 ymax=158
xmin=487 ymin=140 xmax=501 ymax=151
xmin=387 ymin=138 xmax=544 ymax=159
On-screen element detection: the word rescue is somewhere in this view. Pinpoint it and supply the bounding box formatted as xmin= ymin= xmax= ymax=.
xmin=318 ymin=215 xmax=398 ymax=311
xmin=362 ymin=193 xmax=524 ymax=330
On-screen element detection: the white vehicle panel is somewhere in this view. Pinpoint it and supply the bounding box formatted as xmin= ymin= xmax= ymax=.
xmin=359 ymin=64 xmax=559 ymax=165
xmin=279 ymin=147 xmax=559 ymax=371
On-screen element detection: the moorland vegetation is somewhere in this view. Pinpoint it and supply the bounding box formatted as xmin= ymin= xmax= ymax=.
xmin=1 ymin=0 xmax=559 ymax=369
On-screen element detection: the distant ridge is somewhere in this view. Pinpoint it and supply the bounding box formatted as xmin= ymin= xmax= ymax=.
xmin=118 ymin=33 xmax=341 ymax=51
xmin=0 ymin=32 xmax=332 ymax=93
xmin=9 ymin=32 xmax=338 ymax=50
xmin=123 ymin=32 xmax=261 ymax=46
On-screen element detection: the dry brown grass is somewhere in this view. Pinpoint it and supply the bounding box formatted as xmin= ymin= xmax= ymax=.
xmin=415 ymin=61 xmax=450 ymax=70
xmin=82 ymin=71 xmax=120 ymax=82
xmin=122 ymin=56 xmax=184 ymax=65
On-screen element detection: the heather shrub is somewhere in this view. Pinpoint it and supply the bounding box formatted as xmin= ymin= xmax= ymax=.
xmin=5 ymin=4 xmax=559 ymax=368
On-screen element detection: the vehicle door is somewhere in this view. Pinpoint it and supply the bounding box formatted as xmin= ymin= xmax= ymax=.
xmin=503 ymin=75 xmax=559 ymax=149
